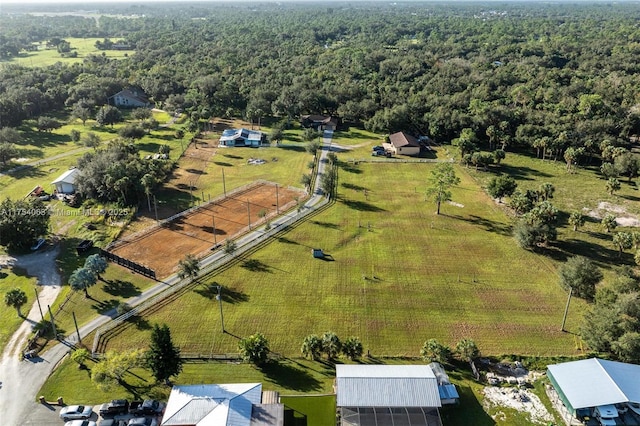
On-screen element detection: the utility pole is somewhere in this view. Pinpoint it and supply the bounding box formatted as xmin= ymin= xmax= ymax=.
xmin=154 ymin=195 xmax=159 ymax=222
xmin=222 ymin=169 xmax=227 ymax=197
xmin=212 ymin=214 xmax=217 ymax=245
xmin=247 ymin=200 xmax=251 ymax=229
xmin=47 ymin=305 xmax=57 ymax=340
xmin=72 ymin=311 xmax=81 ymax=343
xmin=34 ymin=287 xmax=44 ymax=321
xmin=216 ymin=285 xmax=225 ymax=333
xmin=276 ymin=184 xmax=280 ymax=214
xmin=561 ymin=287 xmax=573 ymax=332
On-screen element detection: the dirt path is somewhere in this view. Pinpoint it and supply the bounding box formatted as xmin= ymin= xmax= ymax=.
xmin=0 ymin=245 xmax=63 ymax=425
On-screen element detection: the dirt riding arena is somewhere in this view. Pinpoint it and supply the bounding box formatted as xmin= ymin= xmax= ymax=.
xmin=108 ymin=181 xmax=304 ymax=278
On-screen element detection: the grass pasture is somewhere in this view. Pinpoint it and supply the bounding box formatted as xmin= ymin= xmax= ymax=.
xmin=98 ymin=161 xmax=584 ymax=358
xmin=1 ymin=38 xmax=134 ymax=68
xmin=0 ymin=266 xmax=38 ymax=350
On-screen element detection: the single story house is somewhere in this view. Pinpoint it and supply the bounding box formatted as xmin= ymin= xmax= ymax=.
xmin=300 ymin=115 xmax=338 ymax=131
xmin=160 ymin=383 xmax=284 ymax=426
xmin=219 ymin=128 xmax=267 ymax=147
xmin=108 ymin=88 xmax=150 ymax=108
xmin=547 ymin=358 xmax=640 ymax=421
xmin=335 ymin=364 xmax=443 ymax=426
xmin=384 ymin=132 xmax=421 ymax=156
xmin=52 ymin=168 xmax=79 ymax=194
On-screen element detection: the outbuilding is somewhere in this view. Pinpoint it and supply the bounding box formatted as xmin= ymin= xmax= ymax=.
xmin=547 ymin=358 xmax=640 ymax=422
xmin=335 ymin=364 xmax=443 ymax=426
xmin=51 ymin=168 xmax=79 ymax=194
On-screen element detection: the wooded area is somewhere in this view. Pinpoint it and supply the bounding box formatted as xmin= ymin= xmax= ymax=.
xmin=2 ymin=1 xmax=640 ymax=155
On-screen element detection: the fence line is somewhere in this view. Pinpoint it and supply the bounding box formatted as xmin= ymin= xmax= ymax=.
xmin=100 ymin=249 xmax=156 ymax=279
xmin=347 ymin=158 xmax=453 ymax=164
xmin=91 ymin=193 xmax=330 ymax=355
xmin=106 ymin=180 xmax=273 ymax=251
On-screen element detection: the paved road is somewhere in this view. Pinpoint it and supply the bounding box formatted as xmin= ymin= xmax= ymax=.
xmin=0 ymin=130 xmax=333 ymax=426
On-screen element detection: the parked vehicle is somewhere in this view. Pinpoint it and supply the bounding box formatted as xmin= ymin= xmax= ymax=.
xmin=136 ymin=400 xmax=166 ymax=416
xmin=64 ymin=421 xmax=97 ymax=426
xmin=60 ymin=405 xmax=93 ymax=421
xmin=128 ymin=418 xmax=158 ymax=426
xmin=128 ymin=401 xmax=143 ymax=414
xmin=99 ymin=399 xmax=129 ymax=417
xmin=594 ymin=405 xmax=619 ymax=426
xmin=30 ymin=238 xmax=46 ymax=251
xmin=372 ymin=145 xmax=384 ymax=152
xmin=76 ymin=239 xmax=93 ymax=254
xmin=99 ymin=420 xmax=127 ymax=426
xmin=627 ymin=402 xmax=640 ymax=416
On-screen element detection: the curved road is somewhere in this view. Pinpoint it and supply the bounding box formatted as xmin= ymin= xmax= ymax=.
xmin=0 ymin=130 xmax=333 ymax=426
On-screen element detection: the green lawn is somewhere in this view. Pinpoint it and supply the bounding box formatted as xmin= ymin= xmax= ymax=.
xmin=281 ymin=395 xmax=336 ymax=426
xmin=0 ymin=267 xmax=38 ymax=350
xmin=98 ymin=160 xmax=584 ymax=357
xmin=1 ymin=38 xmax=134 ymax=67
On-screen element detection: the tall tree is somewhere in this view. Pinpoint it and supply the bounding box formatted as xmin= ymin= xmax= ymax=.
xmin=0 ymin=142 xmax=18 ymax=164
xmin=0 ymin=199 xmax=50 ymax=250
xmin=605 ymin=177 xmax=621 ymax=196
xmin=84 ymin=254 xmax=108 ymax=281
xmin=301 ymin=334 xmax=323 ymax=360
xmin=321 ymin=331 xmax=342 ymax=360
xmin=238 ymin=332 xmax=270 ymax=366
xmin=4 ymin=288 xmax=27 ymax=317
xmin=177 ymin=254 xmax=200 ymax=282
xmin=559 ymin=256 xmax=603 ymax=302
xmin=568 ymin=211 xmax=586 ymax=232
xmin=613 ymin=232 xmax=634 ymax=257
xmin=455 ymin=338 xmax=480 ymax=362
xmin=96 ymin=105 xmax=122 ymax=127
xmin=69 ymin=267 xmax=97 ymax=297
xmin=146 ymin=324 xmax=183 ymax=384
xmin=486 ymin=175 xmax=517 ymax=202
xmin=420 ymin=338 xmax=451 ymax=364
xmin=602 ymin=214 xmax=618 ymax=233
xmin=342 ymin=337 xmax=364 ymax=360
xmin=426 ymin=163 xmax=460 ymax=215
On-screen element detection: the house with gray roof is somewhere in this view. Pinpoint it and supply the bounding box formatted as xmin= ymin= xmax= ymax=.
xmin=160 ymin=383 xmax=283 ymax=426
xmin=335 ymin=364 xmax=443 ymax=426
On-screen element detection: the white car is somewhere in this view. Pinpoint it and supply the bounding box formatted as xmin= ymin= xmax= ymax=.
xmin=60 ymin=405 xmax=93 ymax=421
xmin=65 ymin=421 xmax=97 ymax=426
xmin=128 ymin=418 xmax=158 ymax=426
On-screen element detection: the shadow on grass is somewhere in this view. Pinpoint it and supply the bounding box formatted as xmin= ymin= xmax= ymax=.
xmin=223 ymin=154 xmax=243 ymax=159
xmin=261 ymin=361 xmax=323 ymax=392
xmin=548 ymin=239 xmax=627 ymax=266
xmin=452 ymin=215 xmax=512 ymax=236
xmin=241 ymin=258 xmax=273 ymax=273
xmin=8 ymin=164 xmax=47 ymax=179
xmin=213 ymin=162 xmax=233 ymax=167
xmin=91 ymin=298 xmax=121 ymax=314
xmin=339 ymin=163 xmax=362 ymax=174
xmin=498 ymin=163 xmax=553 ymax=181
xmin=338 ymin=198 xmax=386 ymax=212
xmin=341 ymin=182 xmax=368 ymax=192
xmin=186 ymin=168 xmax=207 ymax=174
xmin=193 ymin=282 xmax=249 ymax=304
xmin=278 ymin=144 xmax=306 ymax=152
xmin=102 ymin=279 xmax=141 ymax=298
xmin=310 ymin=220 xmax=340 ymax=230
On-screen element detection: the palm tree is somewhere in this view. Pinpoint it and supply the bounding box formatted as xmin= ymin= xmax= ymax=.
xmin=301 ymin=334 xmax=322 ymax=360
xmin=84 ymin=254 xmax=108 ymax=281
xmin=69 ymin=267 xmax=97 ymax=297
xmin=321 ymin=332 xmax=342 ymax=360
xmin=342 ymin=337 xmax=364 ymax=360
xmin=568 ymin=211 xmax=585 ymax=231
xmin=4 ymin=288 xmax=27 ymax=317
xmin=606 ymin=178 xmax=621 ymax=196
xmin=177 ymin=254 xmax=200 ymax=282
xmin=141 ymin=173 xmax=157 ymax=212
xmin=224 ymin=239 xmax=237 ymax=256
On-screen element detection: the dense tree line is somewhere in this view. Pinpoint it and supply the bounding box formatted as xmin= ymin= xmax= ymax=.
xmin=2 ymin=2 xmax=640 ymax=160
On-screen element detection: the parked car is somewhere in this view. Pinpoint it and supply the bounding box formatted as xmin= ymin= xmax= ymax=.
xmin=99 ymin=420 xmax=127 ymax=426
xmin=627 ymin=402 xmax=640 ymax=416
xmin=99 ymin=399 xmax=129 ymax=417
xmin=60 ymin=405 xmax=94 ymax=421
xmin=594 ymin=405 xmax=619 ymax=426
xmin=372 ymin=145 xmax=384 ymax=152
xmin=76 ymin=239 xmax=93 ymax=254
xmin=128 ymin=418 xmax=158 ymax=426
xmin=136 ymin=400 xmax=166 ymax=416
xmin=30 ymin=238 xmax=46 ymax=251
xmin=64 ymin=421 xmax=97 ymax=426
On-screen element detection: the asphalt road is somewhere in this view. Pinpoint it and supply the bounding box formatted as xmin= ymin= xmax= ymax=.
xmin=0 ymin=130 xmax=333 ymax=426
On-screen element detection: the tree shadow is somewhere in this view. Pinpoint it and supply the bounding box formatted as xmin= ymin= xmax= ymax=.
xmin=186 ymin=168 xmax=207 ymax=174
xmin=260 ymin=361 xmax=322 ymax=392
xmin=497 ymin=163 xmax=553 ymax=181
xmin=193 ymin=282 xmax=249 ymax=304
xmin=223 ymin=154 xmax=243 ymax=159
xmin=452 ymin=215 xmax=512 ymax=236
xmin=341 ymin=183 xmax=367 ymax=192
xmin=310 ymin=220 xmax=340 ymax=230
xmin=91 ymin=299 xmax=121 ymax=314
xmin=213 ymin=162 xmax=233 ymax=167
xmin=102 ymin=280 xmax=141 ymax=298
xmin=548 ymin=239 xmax=626 ymax=266
xmin=125 ymin=314 xmax=151 ymax=330
xmin=338 ymin=198 xmax=386 ymax=212
xmin=278 ymin=144 xmax=306 ymax=152
xmin=7 ymin=165 xmax=47 ymax=179
xmin=241 ymin=259 xmax=272 ymax=273
xmin=277 ymin=237 xmax=299 ymax=246
xmin=339 ymin=163 xmax=362 ymax=174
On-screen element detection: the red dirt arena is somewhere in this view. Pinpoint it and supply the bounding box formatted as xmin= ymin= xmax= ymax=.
xmin=109 ymin=181 xmax=304 ymax=278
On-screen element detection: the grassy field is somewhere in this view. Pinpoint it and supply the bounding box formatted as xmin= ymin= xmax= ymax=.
xmin=0 ymin=38 xmax=134 ymax=68
xmin=0 ymin=267 xmax=38 ymax=350
xmin=98 ymin=158 xmax=584 ymax=358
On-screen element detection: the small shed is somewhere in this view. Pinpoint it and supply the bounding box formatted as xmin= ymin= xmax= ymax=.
xmin=312 ymin=248 xmax=324 ymax=258
xmin=52 ymin=168 xmax=79 ymax=194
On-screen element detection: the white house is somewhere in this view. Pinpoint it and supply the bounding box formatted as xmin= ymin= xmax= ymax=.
xmin=219 ymin=128 xmax=267 ymax=147
xmin=161 ymin=383 xmax=283 ymax=426
xmin=335 ymin=364 xmax=443 ymax=426
xmin=384 ymin=132 xmax=421 ymax=156
xmin=51 ymin=168 xmax=79 ymax=194
xmin=108 ymin=88 xmax=150 ymax=108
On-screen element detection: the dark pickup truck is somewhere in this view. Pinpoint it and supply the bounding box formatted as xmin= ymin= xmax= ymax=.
xmin=129 ymin=399 xmax=166 ymax=416
xmin=99 ymin=399 xmax=129 ymax=417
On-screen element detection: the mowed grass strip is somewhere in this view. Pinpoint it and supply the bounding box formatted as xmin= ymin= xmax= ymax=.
xmin=101 ymin=162 xmax=583 ymax=357
xmin=0 ymin=267 xmax=38 ymax=351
